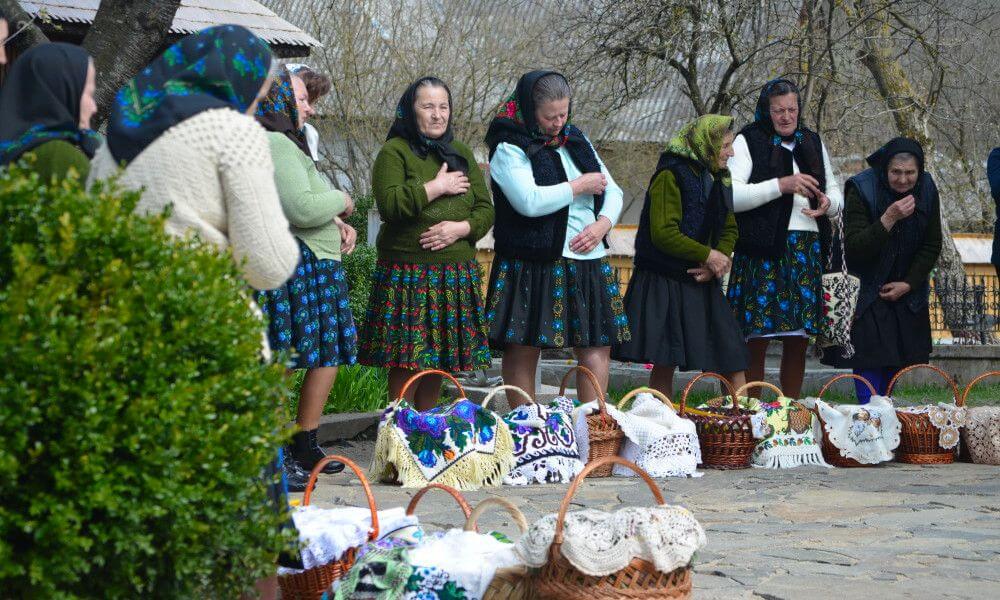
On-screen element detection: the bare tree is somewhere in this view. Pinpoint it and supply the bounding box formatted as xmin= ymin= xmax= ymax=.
xmin=0 ymin=0 xmax=49 ymax=54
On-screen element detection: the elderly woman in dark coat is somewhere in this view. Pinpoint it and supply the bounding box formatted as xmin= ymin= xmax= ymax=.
xmin=822 ymin=138 xmax=942 ymax=403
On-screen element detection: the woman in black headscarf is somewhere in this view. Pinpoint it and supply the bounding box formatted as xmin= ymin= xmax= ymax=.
xmin=822 ymin=138 xmax=942 ymax=403
xmin=358 ymin=76 xmax=494 ymax=410
xmin=0 ymin=42 xmax=98 ymax=181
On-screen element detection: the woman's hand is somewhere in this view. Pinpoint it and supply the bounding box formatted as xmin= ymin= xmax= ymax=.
xmin=569 ymin=216 xmax=612 ymax=255
xmin=339 ymin=192 xmax=355 ymax=218
xmin=778 ymin=173 xmax=822 ymax=198
xmin=570 ymin=172 xmax=607 ymax=196
xmin=801 ymin=193 xmax=831 ymax=218
xmin=420 ymin=220 xmax=471 ymax=251
xmin=879 ymin=281 xmax=911 ymax=302
xmin=686 ymin=266 xmax=714 ymax=283
xmin=880 ymin=195 xmax=916 ymax=231
xmin=704 ymin=249 xmax=732 ymax=278
xmin=425 ymin=163 xmax=470 ymax=200
xmin=336 ymin=217 xmax=357 ymax=255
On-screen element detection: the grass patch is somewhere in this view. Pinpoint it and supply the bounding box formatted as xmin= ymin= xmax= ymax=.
xmin=287 ymin=365 xmax=390 ymax=416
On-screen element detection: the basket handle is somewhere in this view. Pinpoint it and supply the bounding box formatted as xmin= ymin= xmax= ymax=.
xmin=395 ymin=369 xmax=467 ymax=409
xmin=463 ymin=497 xmax=529 ymax=534
xmin=818 ymin=373 xmax=876 ymax=399
xmin=617 ymin=387 xmax=675 ymax=412
xmin=481 ymin=384 xmax=534 ymax=409
xmin=734 ymin=380 xmax=784 ymax=401
xmin=558 ymin=365 xmax=610 ymax=425
xmin=962 ymin=370 xmax=1000 ymax=406
xmin=679 ymin=372 xmax=737 ymax=416
xmin=886 ymin=364 xmax=960 ymax=405
xmin=302 ymin=455 xmax=379 ymax=542
xmin=405 ymin=483 xmax=473 ymax=524
xmin=553 ymin=457 xmax=664 ymax=546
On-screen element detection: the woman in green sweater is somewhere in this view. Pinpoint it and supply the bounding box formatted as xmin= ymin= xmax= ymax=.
xmin=612 ymin=115 xmax=748 ymax=396
xmin=359 ymin=76 xmax=494 ymax=410
xmin=0 ymin=42 xmax=98 ymax=181
xmin=255 ymin=70 xmax=357 ymax=476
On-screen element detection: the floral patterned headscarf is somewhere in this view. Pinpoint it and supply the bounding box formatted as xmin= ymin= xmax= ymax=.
xmin=255 ymin=68 xmax=310 ymax=158
xmin=664 ymin=114 xmax=734 ymax=179
xmin=107 ymin=25 xmax=272 ymax=165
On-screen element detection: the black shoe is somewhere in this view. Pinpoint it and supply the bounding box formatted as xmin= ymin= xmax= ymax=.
xmin=282 ymin=447 xmax=310 ymax=493
xmin=291 ymin=429 xmax=345 ymax=475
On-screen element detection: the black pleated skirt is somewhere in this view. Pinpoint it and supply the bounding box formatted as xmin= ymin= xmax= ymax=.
xmin=613 ymin=268 xmax=749 ymax=373
xmin=823 ymin=298 xmax=932 ymax=369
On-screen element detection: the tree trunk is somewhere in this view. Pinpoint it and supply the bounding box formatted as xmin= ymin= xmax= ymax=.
xmin=82 ymin=0 xmax=182 ymax=128
xmin=0 ymin=0 xmax=49 ymax=55
xmin=849 ymin=0 xmax=992 ymax=342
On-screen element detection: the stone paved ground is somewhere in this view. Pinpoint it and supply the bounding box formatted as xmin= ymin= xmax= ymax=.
xmin=303 ymin=439 xmax=1000 ymax=599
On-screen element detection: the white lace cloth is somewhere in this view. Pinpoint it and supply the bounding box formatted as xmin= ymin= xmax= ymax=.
xmin=516 ymin=506 xmax=706 ymax=577
xmin=612 ymin=393 xmax=702 ymax=478
xmin=278 ymin=506 xmax=418 ymax=573
xmin=896 ymin=403 xmax=970 ymax=449
xmin=408 ymin=529 xmax=522 ymax=599
xmin=966 ymin=406 xmax=1000 ymax=465
xmin=801 ymin=396 xmax=901 ymax=464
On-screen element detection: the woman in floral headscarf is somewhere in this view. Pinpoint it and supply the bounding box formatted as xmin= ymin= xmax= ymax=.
xmin=358 ymin=76 xmax=494 ymax=410
xmin=613 ymin=115 xmax=748 ymax=395
xmin=485 ymin=70 xmax=628 ymax=407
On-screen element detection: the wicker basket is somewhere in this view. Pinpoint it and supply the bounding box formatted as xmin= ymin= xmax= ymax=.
xmin=559 ymin=365 xmax=623 ymax=477
xmin=888 ymin=364 xmax=961 ymax=465
xmin=533 ymin=456 xmax=693 ymax=599
xmin=678 ymin=373 xmax=754 ymax=470
xmin=278 ymin=456 xmax=378 ymax=600
xmin=960 ymin=371 xmax=1000 ymax=465
xmin=617 ymin=386 xmax=675 ymax=412
xmin=813 ymin=374 xmax=879 ymax=468
xmin=464 ymin=498 xmax=531 ymax=600
xmin=405 ymin=482 xmax=473 ymax=524
xmin=481 ymin=384 xmax=534 ymax=411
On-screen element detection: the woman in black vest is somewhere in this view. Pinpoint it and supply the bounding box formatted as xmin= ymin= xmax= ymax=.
xmin=727 ymin=79 xmax=843 ymax=398
xmin=613 ymin=115 xmax=748 ymax=396
xmin=822 ymin=138 xmax=941 ymax=403
xmin=485 ymin=71 xmax=629 ymax=406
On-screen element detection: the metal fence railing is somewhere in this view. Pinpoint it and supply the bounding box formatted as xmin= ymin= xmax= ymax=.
xmin=929 ymin=274 xmax=1000 ymax=344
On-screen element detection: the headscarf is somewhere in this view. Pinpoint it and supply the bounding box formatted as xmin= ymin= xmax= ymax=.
xmin=865 ymin=136 xmax=925 ymax=201
xmin=386 ymin=77 xmax=468 ymax=174
xmin=663 ymin=114 xmax=734 ymax=180
xmin=107 ymin=25 xmax=272 ymax=165
xmin=485 ymin=70 xmax=590 ymax=158
xmin=752 ymin=78 xmax=805 ymax=145
xmin=255 ymin=68 xmax=311 ymax=158
xmin=0 ymin=43 xmax=101 ymax=166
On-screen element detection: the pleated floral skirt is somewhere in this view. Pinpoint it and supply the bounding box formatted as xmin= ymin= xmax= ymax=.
xmin=485 ymin=256 xmax=631 ymax=349
xmin=357 ymin=260 xmax=492 ymax=372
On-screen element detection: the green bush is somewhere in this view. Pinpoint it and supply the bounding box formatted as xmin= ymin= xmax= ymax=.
xmin=0 ymin=164 xmax=293 ymax=598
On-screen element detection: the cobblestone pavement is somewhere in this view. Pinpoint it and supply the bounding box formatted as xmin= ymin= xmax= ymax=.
xmin=303 ymin=439 xmax=1000 ymax=599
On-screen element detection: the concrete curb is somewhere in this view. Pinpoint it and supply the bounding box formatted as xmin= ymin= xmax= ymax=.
xmin=315 ymin=411 xmax=380 ymax=444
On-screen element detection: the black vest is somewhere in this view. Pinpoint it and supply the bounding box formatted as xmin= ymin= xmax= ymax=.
xmin=849 ymin=169 xmax=936 ymax=316
xmin=634 ymin=154 xmax=731 ymax=279
xmin=734 ymin=123 xmax=832 ymax=260
xmin=490 ymin=125 xmax=605 ymax=260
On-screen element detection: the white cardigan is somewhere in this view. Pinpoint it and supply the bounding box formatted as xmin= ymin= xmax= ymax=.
xmin=89 ymin=108 xmax=298 ymax=291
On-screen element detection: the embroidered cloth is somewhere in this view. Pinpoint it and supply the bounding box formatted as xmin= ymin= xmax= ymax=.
xmin=614 ymin=393 xmax=702 ymax=478
xmin=503 ymin=397 xmax=584 ymax=485
xmin=803 ymin=396 xmax=901 ymax=464
xmin=371 ymin=398 xmax=515 ymax=490
xmin=748 ymin=397 xmax=830 ymax=468
xmin=966 ymin=406 xmax=1000 ymax=465
xmin=896 ymin=403 xmax=970 ymax=450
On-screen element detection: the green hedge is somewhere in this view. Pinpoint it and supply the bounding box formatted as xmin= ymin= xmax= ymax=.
xmin=0 ymin=164 xmax=293 ymax=598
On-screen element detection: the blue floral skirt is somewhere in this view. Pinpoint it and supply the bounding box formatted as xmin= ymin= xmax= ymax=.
xmin=485 ymin=256 xmax=631 ymax=349
xmin=726 ymin=231 xmax=822 ymax=337
xmin=256 ymin=241 xmax=358 ymax=369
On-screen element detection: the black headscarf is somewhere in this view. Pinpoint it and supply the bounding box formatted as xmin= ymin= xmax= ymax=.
xmin=752 ymin=78 xmax=805 ymax=144
xmin=866 ymin=136 xmax=925 ymax=201
xmin=254 ymin=68 xmax=311 ymax=158
xmin=0 ymin=43 xmax=101 ymax=166
xmin=485 ymin=70 xmax=591 ymax=158
xmin=386 ymin=76 xmax=468 ymax=173
xmin=107 ymin=25 xmax=272 ymax=165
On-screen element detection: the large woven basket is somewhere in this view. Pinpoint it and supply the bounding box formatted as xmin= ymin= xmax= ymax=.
xmin=814 ymin=374 xmax=878 ymax=468
xmin=678 ymin=373 xmax=754 ymax=470
xmin=617 ymin=386 xmax=675 ymax=411
xmin=278 ymin=456 xmax=378 ymax=600
xmin=464 ymin=498 xmax=531 ymax=600
xmin=960 ymin=371 xmax=1000 ymax=465
xmin=405 ymin=482 xmax=473 ymax=524
xmin=888 ymin=364 xmax=961 ymax=465
xmin=533 ymin=456 xmax=693 ymax=599
xmin=560 ymin=365 xmax=623 ymax=477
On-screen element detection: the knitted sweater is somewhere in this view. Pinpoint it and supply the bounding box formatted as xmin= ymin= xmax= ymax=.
xmin=25 ymin=140 xmax=91 ymax=182
xmin=89 ymin=108 xmax=298 ymax=291
xmin=268 ymin=132 xmax=345 ymax=261
xmin=371 ymin=136 xmax=493 ymax=264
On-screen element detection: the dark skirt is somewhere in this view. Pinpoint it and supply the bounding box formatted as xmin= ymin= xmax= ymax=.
xmin=356 ymin=260 xmax=492 ymax=372
xmin=485 ymin=255 xmax=631 ymax=349
xmin=726 ymin=231 xmax=823 ymax=337
xmin=613 ymin=269 xmax=749 ymax=373
xmin=823 ymin=299 xmax=932 ymax=369
xmin=256 ymin=241 xmax=358 ymax=369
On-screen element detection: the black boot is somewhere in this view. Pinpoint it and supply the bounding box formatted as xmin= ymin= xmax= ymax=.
xmin=281 ymin=447 xmax=310 ymax=493
xmin=291 ymin=429 xmax=345 ymax=475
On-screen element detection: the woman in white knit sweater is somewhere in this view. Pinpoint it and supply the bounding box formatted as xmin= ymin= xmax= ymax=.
xmin=88 ymin=25 xmax=298 ymax=291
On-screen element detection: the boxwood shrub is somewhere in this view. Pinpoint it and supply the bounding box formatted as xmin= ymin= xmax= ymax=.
xmin=0 ymin=163 xmax=293 ymax=598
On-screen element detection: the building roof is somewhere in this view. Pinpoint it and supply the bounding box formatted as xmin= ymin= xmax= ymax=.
xmin=20 ymin=0 xmax=321 ymax=50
